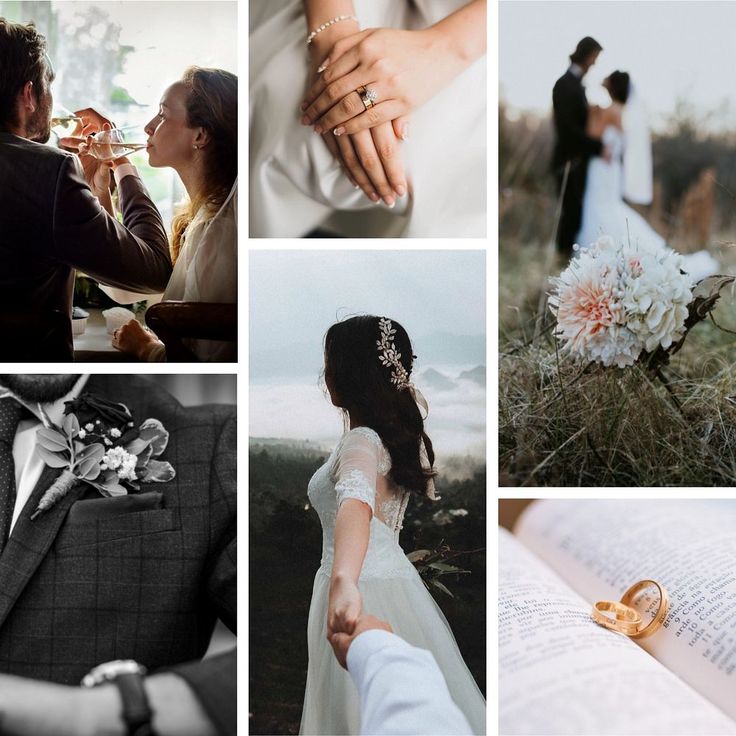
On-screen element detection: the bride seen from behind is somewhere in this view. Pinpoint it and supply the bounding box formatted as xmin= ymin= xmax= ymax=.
xmin=300 ymin=315 xmax=485 ymax=735
xmin=107 ymin=67 xmax=238 ymax=361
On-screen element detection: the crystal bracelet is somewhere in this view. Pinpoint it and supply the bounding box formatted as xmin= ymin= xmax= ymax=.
xmin=306 ymin=14 xmax=359 ymax=46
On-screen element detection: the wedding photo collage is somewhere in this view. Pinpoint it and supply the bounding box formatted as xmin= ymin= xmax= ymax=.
xmin=1 ymin=1 xmax=736 ymax=735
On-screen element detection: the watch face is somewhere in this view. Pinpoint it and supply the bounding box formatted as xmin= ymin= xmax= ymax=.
xmin=82 ymin=659 xmax=147 ymax=687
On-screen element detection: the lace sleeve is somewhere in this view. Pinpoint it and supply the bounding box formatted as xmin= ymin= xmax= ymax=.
xmin=332 ymin=429 xmax=383 ymax=516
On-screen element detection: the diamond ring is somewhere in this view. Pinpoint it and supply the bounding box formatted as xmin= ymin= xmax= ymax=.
xmin=360 ymin=87 xmax=378 ymax=110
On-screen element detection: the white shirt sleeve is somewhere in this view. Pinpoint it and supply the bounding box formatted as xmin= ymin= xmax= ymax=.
xmin=113 ymin=163 xmax=140 ymax=185
xmin=346 ymin=629 xmax=474 ymax=736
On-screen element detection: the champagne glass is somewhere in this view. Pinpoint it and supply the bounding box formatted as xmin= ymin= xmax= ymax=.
xmin=86 ymin=125 xmax=148 ymax=161
xmin=50 ymin=105 xmax=83 ymax=134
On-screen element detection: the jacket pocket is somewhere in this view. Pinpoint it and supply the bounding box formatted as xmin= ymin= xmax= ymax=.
xmin=54 ymin=507 xmax=177 ymax=551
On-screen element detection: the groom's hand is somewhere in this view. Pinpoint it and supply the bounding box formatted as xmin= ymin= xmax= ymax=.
xmin=330 ymin=614 xmax=394 ymax=669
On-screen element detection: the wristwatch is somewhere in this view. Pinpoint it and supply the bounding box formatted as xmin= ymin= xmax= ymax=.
xmin=81 ymin=659 xmax=154 ymax=736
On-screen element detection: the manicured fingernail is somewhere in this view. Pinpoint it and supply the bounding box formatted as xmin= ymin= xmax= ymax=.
xmin=383 ymin=197 xmax=395 ymax=208
xmin=333 ymin=127 xmax=345 ymax=137
xmin=369 ymin=192 xmax=379 ymax=202
xmin=401 ymin=124 xmax=410 ymax=140
xmin=318 ymin=59 xmax=330 ymax=73
xmin=301 ymin=114 xmax=310 ymax=125
xmin=314 ymin=124 xmax=322 ymax=134
xmin=300 ymin=101 xmax=308 ymax=111
xmin=395 ymin=184 xmax=406 ymax=197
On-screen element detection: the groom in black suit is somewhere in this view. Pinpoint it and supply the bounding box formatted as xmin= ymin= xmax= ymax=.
xmin=0 ymin=374 xmax=235 ymax=735
xmin=0 ymin=19 xmax=171 ymax=361
xmin=551 ymin=36 xmax=607 ymax=256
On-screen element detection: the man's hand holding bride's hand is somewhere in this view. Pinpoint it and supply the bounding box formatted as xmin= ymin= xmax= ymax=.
xmin=327 ymin=573 xmax=363 ymax=640
xmin=112 ymin=319 xmax=163 ymax=361
xmin=329 ymin=614 xmax=393 ymax=669
xmin=307 ymin=25 xmax=407 ymax=207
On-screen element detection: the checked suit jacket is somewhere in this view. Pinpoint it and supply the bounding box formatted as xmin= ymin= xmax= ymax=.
xmin=0 ymin=375 xmax=236 ymax=735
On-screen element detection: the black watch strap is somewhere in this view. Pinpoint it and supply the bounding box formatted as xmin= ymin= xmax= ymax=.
xmin=114 ymin=671 xmax=155 ymax=736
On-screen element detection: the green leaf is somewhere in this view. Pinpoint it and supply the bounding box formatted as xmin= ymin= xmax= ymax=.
xmin=428 ymin=562 xmax=468 ymax=573
xmin=36 ymin=445 xmax=69 ymax=468
xmin=406 ymin=549 xmax=431 ymax=562
xmin=139 ymin=418 xmax=169 ymax=457
xmin=125 ymin=437 xmax=150 ymax=456
xmin=62 ymin=413 xmax=79 ymax=436
xmin=37 ymin=426 xmax=69 ymax=452
xmin=139 ymin=460 xmax=175 ymax=483
xmin=430 ymin=581 xmax=454 ymax=598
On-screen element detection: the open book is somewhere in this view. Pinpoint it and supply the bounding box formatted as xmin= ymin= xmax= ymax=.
xmin=499 ymin=500 xmax=736 ymax=735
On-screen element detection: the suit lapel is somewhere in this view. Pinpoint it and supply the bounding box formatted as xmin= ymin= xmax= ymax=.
xmin=0 ymin=463 xmax=86 ymax=630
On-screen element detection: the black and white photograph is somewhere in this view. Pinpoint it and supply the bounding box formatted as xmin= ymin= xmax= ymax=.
xmin=0 ymin=374 xmax=236 ymax=734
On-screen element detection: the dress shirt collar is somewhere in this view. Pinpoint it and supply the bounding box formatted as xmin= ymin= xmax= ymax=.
xmin=0 ymin=375 xmax=89 ymax=427
xmin=569 ymin=63 xmax=584 ymax=79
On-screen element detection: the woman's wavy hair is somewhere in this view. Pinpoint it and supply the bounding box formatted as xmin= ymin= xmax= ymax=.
xmin=324 ymin=315 xmax=436 ymax=496
xmin=0 ymin=20 xmax=51 ymax=130
xmin=170 ymin=66 xmax=237 ymax=262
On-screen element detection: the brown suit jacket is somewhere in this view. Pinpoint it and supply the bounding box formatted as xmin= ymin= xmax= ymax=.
xmin=0 ymin=375 xmax=236 ymax=734
xmin=0 ymin=132 xmax=172 ymax=360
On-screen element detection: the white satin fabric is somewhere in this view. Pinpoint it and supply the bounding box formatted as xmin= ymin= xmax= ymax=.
xmin=249 ymin=0 xmax=486 ymax=238
xmin=300 ymin=426 xmax=485 ymax=735
xmin=576 ymin=126 xmax=718 ymax=282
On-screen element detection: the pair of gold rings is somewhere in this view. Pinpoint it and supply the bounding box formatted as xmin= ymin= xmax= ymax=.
xmin=591 ymin=579 xmax=668 ymax=639
xmin=356 ymin=85 xmax=378 ymax=110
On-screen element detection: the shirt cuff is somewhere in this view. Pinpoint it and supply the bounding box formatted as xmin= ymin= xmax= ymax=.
xmin=113 ymin=163 xmax=139 ymax=184
xmin=347 ymin=628 xmax=405 ymax=685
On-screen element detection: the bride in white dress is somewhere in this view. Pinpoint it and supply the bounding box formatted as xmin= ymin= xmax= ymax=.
xmin=577 ymin=71 xmax=718 ymax=282
xmin=300 ymin=316 xmax=485 ymax=735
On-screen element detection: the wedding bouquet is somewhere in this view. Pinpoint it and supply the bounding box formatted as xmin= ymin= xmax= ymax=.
xmin=550 ymin=236 xmax=703 ymax=368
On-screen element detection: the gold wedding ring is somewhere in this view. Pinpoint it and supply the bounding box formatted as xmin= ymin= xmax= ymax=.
xmin=620 ymin=579 xmax=669 ymax=639
xmin=591 ymin=600 xmax=642 ymax=636
xmin=356 ymin=85 xmax=377 ymax=110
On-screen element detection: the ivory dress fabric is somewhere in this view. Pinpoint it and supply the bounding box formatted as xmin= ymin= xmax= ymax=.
xmin=249 ymin=1 xmax=486 ymax=238
xmin=300 ymin=426 xmax=485 ymax=735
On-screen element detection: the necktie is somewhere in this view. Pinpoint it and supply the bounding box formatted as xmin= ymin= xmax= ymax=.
xmin=0 ymin=398 xmax=24 ymax=554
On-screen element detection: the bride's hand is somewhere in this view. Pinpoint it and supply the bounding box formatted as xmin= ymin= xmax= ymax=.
xmin=300 ymin=26 xmax=470 ymax=137
xmin=327 ymin=574 xmax=363 ymax=638
xmin=307 ymin=31 xmax=407 ymax=205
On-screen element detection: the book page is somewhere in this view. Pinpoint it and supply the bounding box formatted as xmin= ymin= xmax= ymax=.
xmin=515 ymin=500 xmax=736 ymax=724
xmin=499 ymin=529 xmax=735 ymax=735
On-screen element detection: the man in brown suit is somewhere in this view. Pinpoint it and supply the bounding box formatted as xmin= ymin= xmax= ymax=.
xmin=0 ymin=19 xmax=172 ymax=361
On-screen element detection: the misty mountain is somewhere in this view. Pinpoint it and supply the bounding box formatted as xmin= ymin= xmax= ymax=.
xmin=458 ymin=365 xmax=486 ymax=386
xmin=420 ymin=368 xmax=457 ymax=392
xmin=250 ymin=332 xmax=485 ymax=381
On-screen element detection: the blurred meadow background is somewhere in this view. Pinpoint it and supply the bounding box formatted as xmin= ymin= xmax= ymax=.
xmin=249 ymin=250 xmax=486 ymax=734
xmin=500 ymin=1 xmax=736 ymax=486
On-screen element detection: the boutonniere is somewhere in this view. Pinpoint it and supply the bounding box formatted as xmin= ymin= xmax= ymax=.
xmin=30 ymin=393 xmax=176 ymax=520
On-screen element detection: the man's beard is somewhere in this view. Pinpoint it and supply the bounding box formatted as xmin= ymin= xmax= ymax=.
xmin=27 ymin=94 xmax=52 ymax=144
xmin=0 ymin=375 xmax=81 ymax=403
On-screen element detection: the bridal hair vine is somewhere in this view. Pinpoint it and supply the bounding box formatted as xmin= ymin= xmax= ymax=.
xmin=377 ymin=318 xmax=411 ymax=390
xmin=376 ymin=318 xmax=429 ymax=417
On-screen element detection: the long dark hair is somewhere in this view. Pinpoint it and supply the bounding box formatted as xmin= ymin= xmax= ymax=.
xmin=324 ymin=315 xmax=436 ymax=496
xmin=170 ymin=66 xmax=237 ymax=262
xmin=605 ymin=71 xmax=630 ymax=104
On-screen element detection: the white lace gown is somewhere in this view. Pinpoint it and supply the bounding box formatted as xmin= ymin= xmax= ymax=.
xmin=250 ymin=0 xmax=486 ymax=238
xmin=300 ymin=427 xmax=485 ymax=735
xmin=577 ymin=126 xmax=718 ymax=281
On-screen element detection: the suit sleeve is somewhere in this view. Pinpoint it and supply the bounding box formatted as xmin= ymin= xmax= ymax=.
xmin=51 ymin=155 xmax=172 ymax=292
xmin=170 ymin=410 xmax=237 ymax=736
xmin=347 ymin=630 xmax=474 ymax=735
xmin=553 ymin=81 xmax=603 ymax=159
